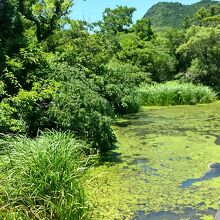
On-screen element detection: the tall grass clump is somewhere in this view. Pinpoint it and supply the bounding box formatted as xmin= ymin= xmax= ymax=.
xmin=140 ymin=81 xmax=217 ymax=106
xmin=0 ymin=132 xmax=91 ymax=220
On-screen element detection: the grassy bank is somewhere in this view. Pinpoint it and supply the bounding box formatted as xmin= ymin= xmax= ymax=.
xmin=0 ymin=132 xmax=92 ymax=220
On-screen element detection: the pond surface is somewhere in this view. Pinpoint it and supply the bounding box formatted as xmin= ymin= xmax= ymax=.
xmin=215 ymin=137 xmax=220 ymax=145
xmin=134 ymin=208 xmax=217 ymax=220
xmin=87 ymin=102 xmax=220 ymax=220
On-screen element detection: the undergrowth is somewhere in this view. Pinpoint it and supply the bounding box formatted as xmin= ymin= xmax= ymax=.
xmin=0 ymin=132 xmax=92 ymax=220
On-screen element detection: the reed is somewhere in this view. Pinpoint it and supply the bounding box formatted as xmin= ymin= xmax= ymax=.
xmin=140 ymin=81 xmax=217 ymax=106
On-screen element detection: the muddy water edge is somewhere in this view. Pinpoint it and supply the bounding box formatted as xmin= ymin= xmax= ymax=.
xmin=85 ymin=102 xmax=220 ymax=220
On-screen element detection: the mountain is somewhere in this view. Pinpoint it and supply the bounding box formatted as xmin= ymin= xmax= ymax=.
xmin=144 ymin=0 xmax=220 ymax=28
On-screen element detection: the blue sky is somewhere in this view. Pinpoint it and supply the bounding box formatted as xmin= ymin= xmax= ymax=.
xmin=70 ymin=0 xmax=200 ymax=23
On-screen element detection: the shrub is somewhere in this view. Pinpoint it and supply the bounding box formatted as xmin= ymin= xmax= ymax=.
xmin=10 ymin=81 xmax=59 ymax=136
xmin=50 ymin=78 xmax=116 ymax=153
xmin=0 ymin=81 xmax=5 ymax=100
xmin=1 ymin=64 xmax=116 ymax=153
xmin=0 ymin=132 xmax=90 ymax=220
xmin=140 ymin=81 xmax=217 ymax=106
xmin=48 ymin=64 xmax=116 ymax=153
xmin=103 ymin=82 xmax=142 ymax=115
xmin=0 ymin=102 xmax=24 ymax=133
xmin=95 ymin=61 xmax=149 ymax=114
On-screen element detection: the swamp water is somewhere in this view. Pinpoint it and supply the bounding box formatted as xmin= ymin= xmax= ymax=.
xmin=86 ymin=102 xmax=220 ymax=220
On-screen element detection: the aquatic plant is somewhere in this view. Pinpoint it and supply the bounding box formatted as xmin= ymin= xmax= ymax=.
xmin=86 ymin=102 xmax=220 ymax=219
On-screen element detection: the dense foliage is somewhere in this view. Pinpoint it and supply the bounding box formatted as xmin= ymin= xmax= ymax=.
xmin=0 ymin=0 xmax=220 ymax=218
xmin=0 ymin=0 xmax=219 ymax=149
xmin=177 ymin=25 xmax=220 ymax=89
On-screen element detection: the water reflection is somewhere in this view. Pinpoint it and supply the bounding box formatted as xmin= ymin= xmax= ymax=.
xmin=181 ymin=163 xmax=220 ymax=188
xmin=134 ymin=208 xmax=216 ymax=220
xmin=215 ymin=137 xmax=220 ymax=145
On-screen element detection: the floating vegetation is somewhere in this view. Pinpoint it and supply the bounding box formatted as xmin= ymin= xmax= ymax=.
xmin=86 ymin=102 xmax=220 ymax=220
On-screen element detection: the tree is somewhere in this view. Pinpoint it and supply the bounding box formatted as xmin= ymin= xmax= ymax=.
xmin=18 ymin=0 xmax=73 ymax=42
xmin=99 ymin=6 xmax=136 ymax=34
xmin=0 ymin=0 xmax=25 ymax=59
xmin=177 ymin=26 xmax=220 ymax=88
xmin=116 ymin=32 xmax=177 ymax=82
xmin=131 ymin=18 xmax=154 ymax=41
xmin=194 ymin=7 xmax=210 ymax=26
xmin=194 ymin=4 xmax=220 ymax=27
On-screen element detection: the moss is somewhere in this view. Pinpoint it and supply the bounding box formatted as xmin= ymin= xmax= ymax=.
xmin=86 ymin=102 xmax=220 ymax=219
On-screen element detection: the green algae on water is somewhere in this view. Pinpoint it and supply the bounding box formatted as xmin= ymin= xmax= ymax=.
xmin=86 ymin=102 xmax=220 ymax=220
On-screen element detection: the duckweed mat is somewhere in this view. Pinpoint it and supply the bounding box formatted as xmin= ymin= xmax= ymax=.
xmin=86 ymin=102 xmax=220 ymax=220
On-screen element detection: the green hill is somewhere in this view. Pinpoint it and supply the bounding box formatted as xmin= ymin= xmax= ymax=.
xmin=144 ymin=0 xmax=220 ymax=28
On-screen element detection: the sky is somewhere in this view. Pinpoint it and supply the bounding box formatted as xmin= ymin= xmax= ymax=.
xmin=70 ymin=0 xmax=201 ymax=23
